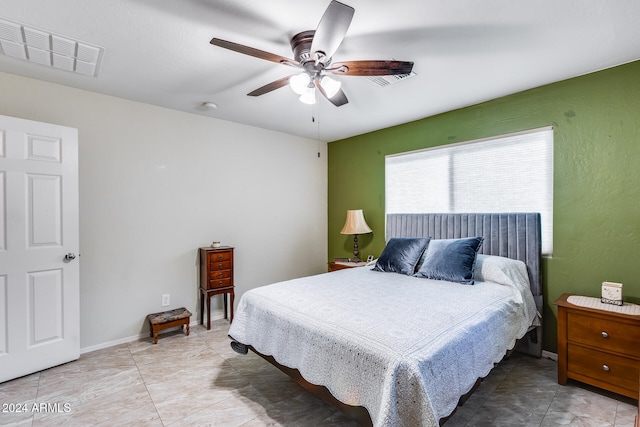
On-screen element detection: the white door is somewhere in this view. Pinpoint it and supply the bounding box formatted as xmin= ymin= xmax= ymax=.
xmin=0 ymin=115 xmax=79 ymax=383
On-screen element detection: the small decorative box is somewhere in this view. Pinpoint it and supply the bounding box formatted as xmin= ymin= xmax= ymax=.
xmin=601 ymin=281 xmax=623 ymax=306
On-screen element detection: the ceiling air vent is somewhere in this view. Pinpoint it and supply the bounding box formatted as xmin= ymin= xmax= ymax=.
xmin=0 ymin=18 xmax=104 ymax=77
xmin=367 ymin=71 xmax=416 ymax=87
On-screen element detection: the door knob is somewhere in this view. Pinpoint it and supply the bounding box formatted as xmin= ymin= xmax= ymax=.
xmin=64 ymin=253 xmax=77 ymax=262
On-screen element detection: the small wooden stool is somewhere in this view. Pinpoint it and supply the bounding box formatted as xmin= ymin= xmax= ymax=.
xmin=147 ymin=307 xmax=192 ymax=344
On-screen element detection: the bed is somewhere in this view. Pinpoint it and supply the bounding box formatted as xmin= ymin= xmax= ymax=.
xmin=228 ymin=213 xmax=542 ymax=426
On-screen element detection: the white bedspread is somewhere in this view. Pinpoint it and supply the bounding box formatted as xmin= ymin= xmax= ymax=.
xmin=229 ymin=255 xmax=537 ymax=427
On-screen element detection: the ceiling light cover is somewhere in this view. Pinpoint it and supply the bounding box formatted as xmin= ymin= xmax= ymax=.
xmin=0 ymin=18 xmax=104 ymax=77
xmin=299 ymin=86 xmax=316 ymax=105
xmin=289 ymin=73 xmax=310 ymax=95
xmin=290 ymin=73 xmax=340 ymax=103
xmin=320 ymin=75 xmax=341 ymax=98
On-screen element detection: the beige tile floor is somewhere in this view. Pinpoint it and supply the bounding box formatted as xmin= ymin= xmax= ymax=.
xmin=0 ymin=319 xmax=636 ymax=426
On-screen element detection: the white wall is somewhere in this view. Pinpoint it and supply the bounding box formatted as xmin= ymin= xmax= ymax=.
xmin=0 ymin=71 xmax=328 ymax=349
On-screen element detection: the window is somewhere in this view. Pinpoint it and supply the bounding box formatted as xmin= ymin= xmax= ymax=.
xmin=386 ymin=127 xmax=553 ymax=255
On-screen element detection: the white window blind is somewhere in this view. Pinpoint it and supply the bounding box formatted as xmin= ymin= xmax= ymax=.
xmin=386 ymin=127 xmax=554 ymax=255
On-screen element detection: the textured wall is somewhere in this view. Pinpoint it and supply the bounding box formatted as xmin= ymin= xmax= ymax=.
xmin=328 ymin=60 xmax=640 ymax=352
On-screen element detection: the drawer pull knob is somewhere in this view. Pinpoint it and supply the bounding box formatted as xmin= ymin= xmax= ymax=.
xmin=219 ymin=264 xmax=223 ymax=268
xmin=601 ymin=331 xmax=609 ymax=338
xmin=602 ymin=364 xmax=610 ymax=372
xmin=218 ymin=255 xmax=223 ymax=260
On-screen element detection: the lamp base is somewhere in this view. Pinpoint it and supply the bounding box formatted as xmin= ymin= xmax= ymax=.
xmin=352 ymin=234 xmax=361 ymax=262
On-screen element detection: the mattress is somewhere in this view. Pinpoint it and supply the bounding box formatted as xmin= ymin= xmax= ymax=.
xmin=229 ymin=255 xmax=538 ymax=427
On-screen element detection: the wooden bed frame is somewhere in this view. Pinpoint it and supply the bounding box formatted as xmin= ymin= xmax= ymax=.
xmin=232 ymin=212 xmax=543 ymax=425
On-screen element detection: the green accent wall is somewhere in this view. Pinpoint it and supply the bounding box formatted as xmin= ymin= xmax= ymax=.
xmin=328 ymin=60 xmax=640 ymax=353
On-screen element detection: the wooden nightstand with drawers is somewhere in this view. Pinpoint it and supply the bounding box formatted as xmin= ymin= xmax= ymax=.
xmin=328 ymin=260 xmax=370 ymax=272
xmin=636 ymin=373 xmax=639 ymax=427
xmin=199 ymin=246 xmax=234 ymax=330
xmin=555 ymin=293 xmax=640 ymax=399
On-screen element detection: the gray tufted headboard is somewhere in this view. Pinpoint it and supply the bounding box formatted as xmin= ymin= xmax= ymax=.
xmin=386 ymin=212 xmax=542 ymax=357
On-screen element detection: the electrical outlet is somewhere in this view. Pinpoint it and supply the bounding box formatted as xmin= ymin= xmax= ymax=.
xmin=161 ymin=294 xmax=170 ymax=307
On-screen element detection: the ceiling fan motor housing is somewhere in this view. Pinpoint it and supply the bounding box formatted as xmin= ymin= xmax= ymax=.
xmin=291 ymin=30 xmax=329 ymax=75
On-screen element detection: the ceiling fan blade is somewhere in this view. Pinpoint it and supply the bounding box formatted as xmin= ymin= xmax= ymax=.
xmin=329 ymin=60 xmax=414 ymax=76
xmin=210 ymin=38 xmax=300 ymax=67
xmin=314 ymin=78 xmax=348 ymax=107
xmin=310 ymin=1 xmax=354 ymax=61
xmin=247 ymin=75 xmax=293 ymax=96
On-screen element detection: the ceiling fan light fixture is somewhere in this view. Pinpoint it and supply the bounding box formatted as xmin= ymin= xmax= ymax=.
xmin=320 ymin=75 xmax=341 ymax=98
xmin=289 ymin=72 xmax=310 ymax=95
xmin=299 ymin=86 xmax=316 ymax=105
xmin=210 ymin=1 xmax=413 ymax=108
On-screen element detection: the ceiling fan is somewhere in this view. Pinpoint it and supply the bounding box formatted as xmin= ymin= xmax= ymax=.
xmin=210 ymin=0 xmax=414 ymax=107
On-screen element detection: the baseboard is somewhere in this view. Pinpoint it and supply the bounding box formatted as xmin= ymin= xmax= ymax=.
xmin=541 ymin=350 xmax=558 ymax=361
xmin=80 ymin=312 xmax=223 ymax=355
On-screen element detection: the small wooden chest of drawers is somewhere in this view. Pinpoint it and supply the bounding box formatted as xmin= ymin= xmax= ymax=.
xmin=199 ymin=246 xmax=234 ymax=330
xmin=555 ymin=293 xmax=640 ymax=399
xmin=204 ymin=249 xmax=233 ymax=290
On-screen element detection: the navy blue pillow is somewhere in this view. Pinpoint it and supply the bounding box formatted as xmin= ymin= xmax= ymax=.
xmin=414 ymin=237 xmax=484 ymax=285
xmin=373 ymin=238 xmax=430 ymax=275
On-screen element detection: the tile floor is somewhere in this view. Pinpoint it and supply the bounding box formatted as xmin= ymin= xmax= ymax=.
xmin=0 ymin=320 xmax=636 ymax=426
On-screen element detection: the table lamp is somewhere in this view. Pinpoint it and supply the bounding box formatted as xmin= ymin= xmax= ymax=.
xmin=340 ymin=209 xmax=372 ymax=262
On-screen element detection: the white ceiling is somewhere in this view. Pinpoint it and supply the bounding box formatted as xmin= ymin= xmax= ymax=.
xmin=1 ymin=0 xmax=639 ymax=142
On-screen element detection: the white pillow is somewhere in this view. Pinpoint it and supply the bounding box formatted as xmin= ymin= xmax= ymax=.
xmin=474 ymin=254 xmax=539 ymax=326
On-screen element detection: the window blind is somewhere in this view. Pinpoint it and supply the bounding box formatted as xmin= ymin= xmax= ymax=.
xmin=386 ymin=127 xmax=553 ymax=255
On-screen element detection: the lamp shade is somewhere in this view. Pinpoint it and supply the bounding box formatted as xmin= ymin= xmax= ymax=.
xmin=340 ymin=209 xmax=372 ymax=235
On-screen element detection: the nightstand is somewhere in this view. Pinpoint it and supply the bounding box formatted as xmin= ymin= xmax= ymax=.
xmin=328 ymin=261 xmax=367 ymax=272
xmin=636 ymin=372 xmax=639 ymax=427
xmin=555 ymin=293 xmax=640 ymax=399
